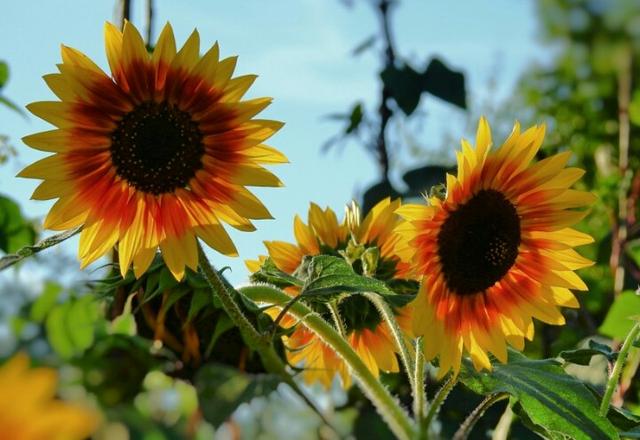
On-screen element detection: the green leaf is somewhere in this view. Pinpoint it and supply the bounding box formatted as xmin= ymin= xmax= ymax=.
xmin=195 ymin=363 xmax=281 ymax=428
xmin=0 ymin=61 xmax=8 ymax=88
xmin=67 ymin=296 xmax=98 ymax=351
xmin=422 ymin=57 xmax=466 ymax=109
xmin=381 ymin=64 xmax=424 ymax=115
xmin=560 ymin=339 xmax=617 ymax=365
xmin=301 ymin=255 xmax=394 ymax=297
xmin=630 ymin=90 xmax=640 ymax=127
xmin=0 ymin=195 xmax=36 ymax=253
xmin=30 ymin=282 xmax=63 ymax=323
xmin=299 ymin=255 xmax=413 ymax=308
xmin=599 ymin=290 xmax=640 ymax=340
xmin=46 ymin=303 xmax=76 ymax=359
xmin=249 ymin=257 xmax=304 ymax=288
xmin=460 ymin=350 xmax=618 ymax=440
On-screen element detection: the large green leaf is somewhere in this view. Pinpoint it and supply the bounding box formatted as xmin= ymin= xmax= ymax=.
xmin=460 ymin=350 xmax=618 ymax=439
xmin=599 ymin=290 xmax=640 ymax=340
xmin=0 ymin=195 xmax=36 ymax=253
xmin=195 ymin=363 xmax=281 ymax=428
xmin=249 ymin=257 xmax=304 ymax=288
xmin=46 ymin=296 xmax=100 ymax=359
xmin=300 ymin=255 xmax=413 ymax=306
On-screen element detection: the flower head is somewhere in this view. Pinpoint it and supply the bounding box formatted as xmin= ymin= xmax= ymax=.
xmin=398 ymin=118 xmax=594 ymax=377
xmin=0 ymin=353 xmax=99 ymax=439
xmin=247 ymin=198 xmax=414 ymax=387
xmin=20 ymin=21 xmax=285 ymax=280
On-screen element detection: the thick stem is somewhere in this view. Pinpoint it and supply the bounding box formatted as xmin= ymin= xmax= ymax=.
xmin=423 ymin=374 xmax=457 ymax=432
xmin=361 ymin=292 xmax=415 ymax=390
xmin=413 ymin=337 xmax=427 ymax=427
xmin=119 ymin=0 xmax=131 ymax=29
xmin=0 ymin=227 xmax=81 ymax=271
xmin=452 ymin=393 xmax=509 ymax=440
xmin=599 ymin=322 xmax=640 ymax=416
xmin=491 ymin=404 xmax=514 ymax=440
xmin=327 ymin=301 xmax=347 ymax=336
xmin=240 ymin=285 xmax=415 ymax=440
xmin=196 ymin=244 xmax=339 ymax=434
xmin=145 ymin=0 xmax=154 ymax=44
xmin=373 ymin=0 xmax=396 ymax=181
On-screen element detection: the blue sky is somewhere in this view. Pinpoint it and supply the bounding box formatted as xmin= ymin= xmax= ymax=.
xmin=0 ymin=0 xmax=548 ymax=284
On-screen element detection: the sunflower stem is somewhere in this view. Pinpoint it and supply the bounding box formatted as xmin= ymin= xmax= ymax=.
xmin=0 ymin=226 xmax=81 ymax=271
xmin=423 ymin=373 xmax=457 ymax=433
xmin=327 ymin=301 xmax=347 ymax=336
xmin=361 ymin=292 xmax=416 ymax=391
xmin=240 ymin=284 xmax=416 ymax=440
xmin=599 ymin=321 xmax=640 ymax=416
xmin=196 ymin=244 xmax=340 ymax=435
xmin=412 ymin=337 xmax=427 ymax=426
xmin=452 ymin=392 xmax=509 ymax=440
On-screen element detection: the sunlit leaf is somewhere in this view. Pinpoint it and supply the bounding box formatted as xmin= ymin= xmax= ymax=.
xmin=599 ymin=290 xmax=640 ymax=340
xmin=460 ymin=350 xmax=618 ymax=439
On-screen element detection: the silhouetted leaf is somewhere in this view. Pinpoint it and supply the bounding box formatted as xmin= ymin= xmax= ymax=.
xmin=422 ymin=57 xmax=466 ymax=109
xmin=352 ymin=34 xmax=378 ymax=56
xmin=362 ymin=180 xmax=400 ymax=215
xmin=381 ymin=64 xmax=424 ymax=115
xmin=402 ymin=165 xmax=451 ymax=197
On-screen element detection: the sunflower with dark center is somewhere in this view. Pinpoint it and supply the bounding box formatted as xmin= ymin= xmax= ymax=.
xmin=246 ymin=199 xmax=415 ymax=388
xmin=397 ymin=117 xmax=595 ymax=377
xmin=19 ymin=21 xmax=286 ymax=280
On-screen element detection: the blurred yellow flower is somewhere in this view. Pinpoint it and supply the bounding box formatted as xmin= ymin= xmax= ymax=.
xmin=0 ymin=353 xmax=99 ymax=440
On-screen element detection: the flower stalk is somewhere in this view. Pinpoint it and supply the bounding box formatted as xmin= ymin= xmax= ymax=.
xmin=599 ymin=321 xmax=640 ymax=416
xmin=240 ymin=284 xmax=416 ymax=440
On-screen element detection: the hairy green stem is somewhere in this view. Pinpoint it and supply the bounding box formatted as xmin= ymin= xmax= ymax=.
xmin=413 ymin=337 xmax=426 ymax=426
xmin=599 ymin=321 xmax=640 ymax=416
xmin=196 ymin=244 xmax=339 ymax=434
xmin=327 ymin=301 xmax=347 ymax=336
xmin=452 ymin=393 xmax=509 ymax=440
xmin=0 ymin=227 xmax=81 ymax=271
xmin=362 ymin=292 xmax=415 ymax=388
xmin=240 ymin=284 xmax=415 ymax=440
xmin=423 ymin=374 xmax=457 ymax=432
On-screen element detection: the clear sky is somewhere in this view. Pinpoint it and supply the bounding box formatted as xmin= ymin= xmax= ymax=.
xmin=0 ymin=0 xmax=547 ymax=284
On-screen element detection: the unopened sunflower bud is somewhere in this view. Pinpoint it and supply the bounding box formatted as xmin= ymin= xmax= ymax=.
xmin=361 ymin=246 xmax=380 ymax=277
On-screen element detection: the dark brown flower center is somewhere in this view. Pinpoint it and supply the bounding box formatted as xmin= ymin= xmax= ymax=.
xmin=110 ymin=101 xmax=204 ymax=194
xmin=437 ymin=189 xmax=520 ymax=295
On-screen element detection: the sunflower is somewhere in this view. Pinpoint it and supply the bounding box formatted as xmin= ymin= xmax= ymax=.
xmin=398 ymin=117 xmax=594 ymax=377
xmin=247 ymin=198 xmax=414 ymax=388
xmin=19 ymin=21 xmax=286 ymax=280
xmin=0 ymin=353 xmax=99 ymax=439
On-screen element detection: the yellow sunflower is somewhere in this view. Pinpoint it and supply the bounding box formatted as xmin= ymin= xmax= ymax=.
xmin=19 ymin=21 xmax=285 ymax=280
xmin=247 ymin=198 xmax=414 ymax=388
xmin=0 ymin=353 xmax=99 ymax=440
xmin=397 ymin=117 xmax=594 ymax=377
